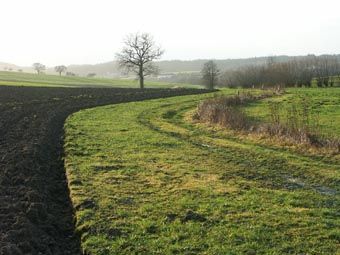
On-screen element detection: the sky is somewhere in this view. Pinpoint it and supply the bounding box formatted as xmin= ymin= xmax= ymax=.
xmin=1 ymin=0 xmax=340 ymax=66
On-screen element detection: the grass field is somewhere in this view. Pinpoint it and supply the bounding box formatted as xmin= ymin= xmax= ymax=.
xmin=311 ymin=76 xmax=340 ymax=87
xmin=245 ymin=88 xmax=340 ymax=137
xmin=0 ymin=71 xmax=200 ymax=88
xmin=64 ymin=88 xmax=339 ymax=254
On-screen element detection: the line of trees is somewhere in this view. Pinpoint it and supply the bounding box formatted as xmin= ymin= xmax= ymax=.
xmin=26 ymin=38 xmax=340 ymax=89
xmin=32 ymin=63 xmax=69 ymax=76
xmin=220 ymin=55 xmax=340 ymax=88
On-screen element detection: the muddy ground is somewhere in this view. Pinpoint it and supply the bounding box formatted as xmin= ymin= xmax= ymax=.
xmin=0 ymin=86 xmax=208 ymax=255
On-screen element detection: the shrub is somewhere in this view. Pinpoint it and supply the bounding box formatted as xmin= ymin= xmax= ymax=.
xmin=196 ymin=91 xmax=276 ymax=130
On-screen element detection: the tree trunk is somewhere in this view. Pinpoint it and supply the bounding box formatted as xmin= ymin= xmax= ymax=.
xmin=140 ymin=75 xmax=144 ymax=90
xmin=139 ymin=65 xmax=144 ymax=89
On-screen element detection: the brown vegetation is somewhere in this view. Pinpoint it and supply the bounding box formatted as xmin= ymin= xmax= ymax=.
xmin=220 ymin=55 xmax=340 ymax=88
xmin=195 ymin=91 xmax=340 ymax=152
xmin=194 ymin=90 xmax=279 ymax=129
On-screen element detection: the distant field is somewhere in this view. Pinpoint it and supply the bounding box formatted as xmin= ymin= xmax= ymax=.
xmin=65 ymin=88 xmax=339 ymax=254
xmin=0 ymin=71 xmax=201 ymax=88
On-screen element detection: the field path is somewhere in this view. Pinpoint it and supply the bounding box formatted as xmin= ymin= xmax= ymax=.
xmin=0 ymin=86 xmax=207 ymax=254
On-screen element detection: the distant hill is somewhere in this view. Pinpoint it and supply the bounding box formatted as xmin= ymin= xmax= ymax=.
xmin=60 ymin=62 xmax=119 ymax=77
xmin=0 ymin=62 xmax=21 ymax=71
xmin=2 ymin=54 xmax=340 ymax=78
xmin=0 ymin=62 xmax=34 ymax=73
xmin=63 ymin=56 xmax=292 ymax=77
xmin=55 ymin=55 xmax=340 ymax=77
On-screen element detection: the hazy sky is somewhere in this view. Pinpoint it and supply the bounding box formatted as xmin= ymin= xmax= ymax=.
xmin=1 ymin=0 xmax=340 ymax=66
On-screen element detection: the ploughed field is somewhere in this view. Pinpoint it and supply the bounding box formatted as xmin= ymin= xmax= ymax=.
xmin=65 ymin=88 xmax=339 ymax=254
xmin=0 ymin=86 xmax=207 ymax=254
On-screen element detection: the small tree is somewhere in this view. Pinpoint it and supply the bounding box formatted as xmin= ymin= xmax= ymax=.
xmin=66 ymin=71 xmax=76 ymax=76
xmin=116 ymin=33 xmax=164 ymax=89
xmin=33 ymin=63 xmax=46 ymax=74
xmin=87 ymin=73 xmax=96 ymax=78
xmin=201 ymin=60 xmax=220 ymax=89
xmin=55 ymin=65 xmax=67 ymax=76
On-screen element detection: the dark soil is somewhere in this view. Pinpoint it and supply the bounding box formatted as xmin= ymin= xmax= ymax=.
xmin=0 ymin=86 xmax=208 ymax=254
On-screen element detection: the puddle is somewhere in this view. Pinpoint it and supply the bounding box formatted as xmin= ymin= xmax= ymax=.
xmin=285 ymin=176 xmax=337 ymax=196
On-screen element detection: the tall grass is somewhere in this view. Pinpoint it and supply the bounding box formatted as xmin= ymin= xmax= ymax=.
xmin=195 ymin=91 xmax=340 ymax=152
xmin=264 ymin=98 xmax=339 ymax=151
xmin=194 ymin=91 xmax=277 ymax=129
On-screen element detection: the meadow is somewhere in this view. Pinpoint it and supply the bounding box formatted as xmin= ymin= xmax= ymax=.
xmin=0 ymin=71 xmax=200 ymax=88
xmin=64 ymin=88 xmax=340 ymax=254
xmin=244 ymin=88 xmax=340 ymax=137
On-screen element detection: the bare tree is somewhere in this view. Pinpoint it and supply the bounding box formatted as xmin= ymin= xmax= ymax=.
xmin=32 ymin=63 xmax=46 ymax=74
xmin=201 ymin=60 xmax=220 ymax=89
xmin=55 ymin=65 xmax=67 ymax=76
xmin=116 ymin=33 xmax=164 ymax=89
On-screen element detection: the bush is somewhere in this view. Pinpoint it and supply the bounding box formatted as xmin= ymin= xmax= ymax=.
xmin=195 ymin=91 xmax=275 ymax=130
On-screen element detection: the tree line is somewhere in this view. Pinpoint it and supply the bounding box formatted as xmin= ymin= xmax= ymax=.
xmin=31 ymin=63 xmax=85 ymax=77
xmin=219 ymin=55 xmax=340 ymax=88
xmin=155 ymin=55 xmax=340 ymax=89
xmin=27 ymin=33 xmax=340 ymax=89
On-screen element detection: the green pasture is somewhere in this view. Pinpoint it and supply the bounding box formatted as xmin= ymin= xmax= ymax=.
xmin=64 ymin=88 xmax=339 ymax=254
xmin=245 ymin=88 xmax=340 ymax=137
